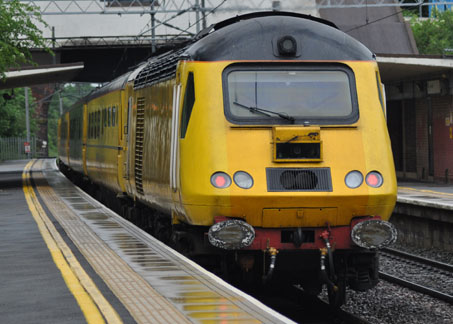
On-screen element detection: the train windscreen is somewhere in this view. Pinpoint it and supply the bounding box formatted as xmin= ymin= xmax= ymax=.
xmin=223 ymin=65 xmax=358 ymax=125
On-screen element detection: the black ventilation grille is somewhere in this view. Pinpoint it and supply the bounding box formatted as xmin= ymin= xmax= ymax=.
xmin=266 ymin=168 xmax=332 ymax=192
xmin=134 ymin=97 xmax=145 ymax=195
xmin=276 ymin=142 xmax=320 ymax=160
xmin=134 ymin=49 xmax=186 ymax=89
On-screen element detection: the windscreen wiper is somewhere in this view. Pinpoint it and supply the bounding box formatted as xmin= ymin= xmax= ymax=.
xmin=233 ymin=101 xmax=295 ymax=123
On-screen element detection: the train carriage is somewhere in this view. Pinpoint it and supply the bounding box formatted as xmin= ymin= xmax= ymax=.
xmin=58 ymin=12 xmax=397 ymax=306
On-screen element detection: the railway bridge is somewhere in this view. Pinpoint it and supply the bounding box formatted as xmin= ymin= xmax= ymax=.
xmin=15 ymin=0 xmax=422 ymax=84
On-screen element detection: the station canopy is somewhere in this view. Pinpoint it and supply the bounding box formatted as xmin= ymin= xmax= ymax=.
xmin=377 ymin=55 xmax=453 ymax=83
xmin=0 ymin=63 xmax=84 ymax=90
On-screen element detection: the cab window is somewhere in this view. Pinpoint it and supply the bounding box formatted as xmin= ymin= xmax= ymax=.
xmin=223 ymin=64 xmax=358 ymax=125
xmin=180 ymin=72 xmax=195 ymax=138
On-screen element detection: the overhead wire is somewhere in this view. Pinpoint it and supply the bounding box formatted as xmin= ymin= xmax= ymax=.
xmin=138 ymin=0 xmax=228 ymax=40
xmin=172 ymin=0 xmax=228 ymax=39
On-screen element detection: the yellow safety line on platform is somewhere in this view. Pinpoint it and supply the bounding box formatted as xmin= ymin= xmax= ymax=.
xmin=399 ymin=186 xmax=453 ymax=197
xmin=22 ymin=160 xmax=123 ymax=324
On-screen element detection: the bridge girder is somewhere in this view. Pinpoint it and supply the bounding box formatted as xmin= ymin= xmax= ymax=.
xmin=20 ymin=0 xmax=440 ymax=16
xmin=24 ymin=0 xmax=277 ymax=15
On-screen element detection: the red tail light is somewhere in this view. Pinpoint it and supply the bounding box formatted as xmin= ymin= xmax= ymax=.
xmin=210 ymin=172 xmax=232 ymax=189
xmin=366 ymin=171 xmax=383 ymax=188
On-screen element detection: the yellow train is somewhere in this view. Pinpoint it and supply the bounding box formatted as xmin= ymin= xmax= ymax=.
xmin=58 ymin=12 xmax=397 ymax=306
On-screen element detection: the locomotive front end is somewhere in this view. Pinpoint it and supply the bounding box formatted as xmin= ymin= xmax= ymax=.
xmin=175 ymin=12 xmax=397 ymax=306
xmin=183 ymin=60 xmax=398 ymax=252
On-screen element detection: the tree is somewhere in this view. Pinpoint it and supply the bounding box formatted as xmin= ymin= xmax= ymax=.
xmin=0 ymin=0 xmax=50 ymax=79
xmin=47 ymin=83 xmax=95 ymax=157
xmin=410 ymin=10 xmax=453 ymax=55
xmin=0 ymin=88 xmax=36 ymax=137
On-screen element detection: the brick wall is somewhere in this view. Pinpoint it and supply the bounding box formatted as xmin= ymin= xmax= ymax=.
xmin=31 ymin=84 xmax=55 ymax=158
xmin=404 ymin=99 xmax=417 ymax=173
xmin=431 ymin=95 xmax=453 ymax=182
xmin=387 ymin=100 xmax=403 ymax=171
xmin=415 ymin=98 xmax=429 ymax=179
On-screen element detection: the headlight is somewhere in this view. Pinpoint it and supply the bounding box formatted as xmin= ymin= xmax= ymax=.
xmin=366 ymin=171 xmax=383 ymax=188
xmin=208 ymin=220 xmax=255 ymax=250
xmin=345 ymin=170 xmax=363 ymax=188
xmin=233 ymin=171 xmax=254 ymax=189
xmin=210 ymin=172 xmax=231 ymax=189
xmin=351 ymin=219 xmax=397 ymax=249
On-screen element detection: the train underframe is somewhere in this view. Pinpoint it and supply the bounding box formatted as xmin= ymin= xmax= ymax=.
xmin=170 ymin=223 xmax=379 ymax=307
xmin=60 ymin=163 xmax=379 ymax=307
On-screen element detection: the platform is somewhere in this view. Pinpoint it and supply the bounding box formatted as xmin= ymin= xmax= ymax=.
xmin=398 ymin=181 xmax=453 ymax=211
xmin=0 ymin=159 xmax=294 ymax=324
xmin=394 ymin=181 xmax=453 ymax=251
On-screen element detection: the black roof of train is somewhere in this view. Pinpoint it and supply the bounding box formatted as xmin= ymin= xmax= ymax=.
xmin=133 ymin=12 xmax=374 ymax=89
xmin=185 ymin=11 xmax=374 ymax=61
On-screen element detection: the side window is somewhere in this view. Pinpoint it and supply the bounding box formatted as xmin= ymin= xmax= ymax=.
xmin=112 ymin=106 xmax=116 ymax=127
xmin=97 ymin=110 xmax=100 ymax=138
xmin=101 ymin=108 xmax=105 ymax=135
xmin=61 ymin=120 xmax=66 ymax=140
xmin=88 ymin=113 xmax=91 ymax=139
xmin=180 ymin=72 xmax=195 ymax=138
xmin=90 ymin=113 xmax=93 ymax=139
xmin=108 ymin=106 xmax=111 ymax=127
xmin=376 ymin=71 xmax=385 ymax=114
xmin=93 ymin=112 xmax=95 ymax=139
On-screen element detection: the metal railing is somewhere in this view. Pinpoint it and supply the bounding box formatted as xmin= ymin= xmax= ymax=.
xmin=0 ymin=137 xmax=36 ymax=161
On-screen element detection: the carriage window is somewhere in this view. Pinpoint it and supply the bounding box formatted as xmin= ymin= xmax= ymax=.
xmin=223 ymin=65 xmax=358 ymax=125
xmin=112 ymin=106 xmax=116 ymax=127
xmin=180 ymin=72 xmax=195 ymax=138
xmin=61 ymin=120 xmax=67 ymax=140
xmin=97 ymin=110 xmax=100 ymax=138
xmin=88 ymin=114 xmax=91 ymax=139
xmin=88 ymin=113 xmax=91 ymax=139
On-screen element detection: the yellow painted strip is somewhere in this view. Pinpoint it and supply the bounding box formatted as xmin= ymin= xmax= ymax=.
xmin=22 ymin=160 xmax=123 ymax=324
xmin=398 ymin=186 xmax=453 ymax=197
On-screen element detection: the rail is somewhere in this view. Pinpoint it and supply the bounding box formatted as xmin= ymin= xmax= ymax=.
xmin=379 ymin=248 xmax=453 ymax=305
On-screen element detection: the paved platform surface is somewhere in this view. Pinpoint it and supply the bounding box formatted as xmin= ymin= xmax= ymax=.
xmin=0 ymin=159 xmax=294 ymax=324
xmin=398 ymin=181 xmax=453 ymax=211
xmin=0 ymin=160 xmax=92 ymax=323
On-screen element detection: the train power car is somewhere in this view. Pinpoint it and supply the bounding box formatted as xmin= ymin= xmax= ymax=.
xmin=58 ymin=12 xmax=398 ymax=306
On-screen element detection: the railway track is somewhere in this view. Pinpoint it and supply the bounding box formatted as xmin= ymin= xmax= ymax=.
xmin=379 ymin=247 xmax=453 ymax=305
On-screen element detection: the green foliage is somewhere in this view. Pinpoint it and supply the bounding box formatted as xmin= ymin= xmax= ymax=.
xmin=401 ymin=1 xmax=428 ymax=18
xmin=0 ymin=0 xmax=51 ymax=79
xmin=410 ymin=10 xmax=453 ymax=55
xmin=0 ymin=88 xmax=36 ymax=137
xmin=1 ymin=83 xmax=95 ymax=157
xmin=47 ymin=83 xmax=96 ymax=156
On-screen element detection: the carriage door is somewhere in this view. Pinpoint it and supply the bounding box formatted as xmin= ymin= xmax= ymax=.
xmin=123 ymin=97 xmax=133 ymax=181
xmin=170 ymin=84 xmax=182 ymax=206
xmin=82 ymin=104 xmax=88 ymax=175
